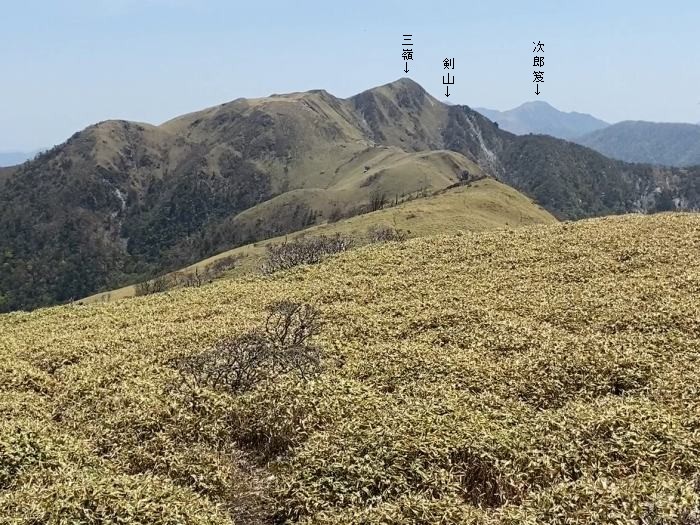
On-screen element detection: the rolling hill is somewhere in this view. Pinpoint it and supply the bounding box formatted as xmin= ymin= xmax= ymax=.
xmin=1 ymin=78 xmax=699 ymax=312
xmin=575 ymin=121 xmax=700 ymax=167
xmin=0 ymin=80 xmax=487 ymax=311
xmin=475 ymin=101 xmax=609 ymax=139
xmin=81 ymin=178 xmax=557 ymax=304
xmin=1 ymin=213 xmax=698 ymax=523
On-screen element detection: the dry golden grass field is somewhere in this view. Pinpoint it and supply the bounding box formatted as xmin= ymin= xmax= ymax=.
xmin=82 ymin=178 xmax=555 ymax=304
xmin=1 ymin=213 xmax=699 ymax=524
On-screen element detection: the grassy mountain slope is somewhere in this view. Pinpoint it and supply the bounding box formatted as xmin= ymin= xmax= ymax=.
xmin=2 ymin=213 xmax=699 ymax=523
xmin=82 ymin=178 xmax=556 ymax=303
xmin=476 ymin=101 xmax=609 ymax=139
xmin=2 ymin=78 xmax=699 ymax=312
xmin=0 ymin=88 xmax=480 ymax=312
xmin=575 ymin=121 xmax=700 ymax=167
xmin=196 ymin=148 xmax=485 ymax=250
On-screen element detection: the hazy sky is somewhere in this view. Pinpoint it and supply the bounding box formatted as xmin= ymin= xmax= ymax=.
xmin=2 ymin=0 xmax=700 ymax=151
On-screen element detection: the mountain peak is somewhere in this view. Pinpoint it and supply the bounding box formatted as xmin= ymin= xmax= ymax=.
xmin=354 ymin=77 xmax=428 ymax=99
xmin=517 ymin=100 xmax=556 ymax=110
xmin=475 ymin=101 xmax=608 ymax=140
xmin=387 ymin=77 xmax=424 ymax=89
xmin=349 ymin=78 xmax=444 ymax=150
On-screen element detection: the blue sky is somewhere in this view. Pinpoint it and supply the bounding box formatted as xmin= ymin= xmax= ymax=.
xmin=2 ymin=0 xmax=700 ymax=150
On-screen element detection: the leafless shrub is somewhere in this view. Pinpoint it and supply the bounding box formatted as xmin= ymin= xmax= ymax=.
xmin=178 ymin=330 xmax=273 ymax=396
xmin=260 ymin=234 xmax=353 ymax=274
xmin=173 ymin=269 xmax=206 ymax=288
xmin=417 ymin=175 xmax=431 ymax=198
xmin=369 ymin=190 xmax=387 ymax=212
xmin=135 ymin=274 xmax=173 ymax=296
xmin=366 ymin=225 xmax=409 ymax=243
xmin=263 ymin=301 xmax=322 ymax=375
xmin=206 ymin=254 xmax=241 ymax=276
xmin=458 ymin=169 xmax=471 ymax=182
xmin=177 ymin=301 xmax=322 ymax=397
xmin=173 ymin=255 xmax=242 ymax=289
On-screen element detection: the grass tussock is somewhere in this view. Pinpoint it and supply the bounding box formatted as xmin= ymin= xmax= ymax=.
xmin=0 ymin=213 xmax=699 ymax=523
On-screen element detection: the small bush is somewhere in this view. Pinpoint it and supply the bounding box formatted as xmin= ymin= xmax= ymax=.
xmin=206 ymin=254 xmax=241 ymax=276
xmin=366 ymin=225 xmax=409 ymax=243
xmin=150 ymin=256 xmax=242 ymax=293
xmin=175 ymin=268 xmax=206 ymax=288
xmin=135 ymin=274 xmax=173 ymax=296
xmin=260 ymin=234 xmax=353 ymax=274
xmin=177 ymin=301 xmax=322 ymax=396
xmin=369 ymin=191 xmax=387 ymax=212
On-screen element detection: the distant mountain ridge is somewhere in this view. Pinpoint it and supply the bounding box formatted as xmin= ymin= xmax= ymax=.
xmin=476 ymin=101 xmax=609 ymax=140
xmin=0 ymin=149 xmax=44 ymax=167
xmin=574 ymin=121 xmax=700 ymax=167
xmin=1 ymin=78 xmax=699 ymax=312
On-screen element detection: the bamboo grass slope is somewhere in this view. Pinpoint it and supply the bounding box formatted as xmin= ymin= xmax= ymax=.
xmin=1 ymin=213 xmax=699 ymax=524
xmin=81 ymin=178 xmax=556 ymax=304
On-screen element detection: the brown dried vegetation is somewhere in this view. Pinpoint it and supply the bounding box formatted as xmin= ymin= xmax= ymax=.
xmin=0 ymin=213 xmax=699 ymax=523
xmin=176 ymin=301 xmax=322 ymax=397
